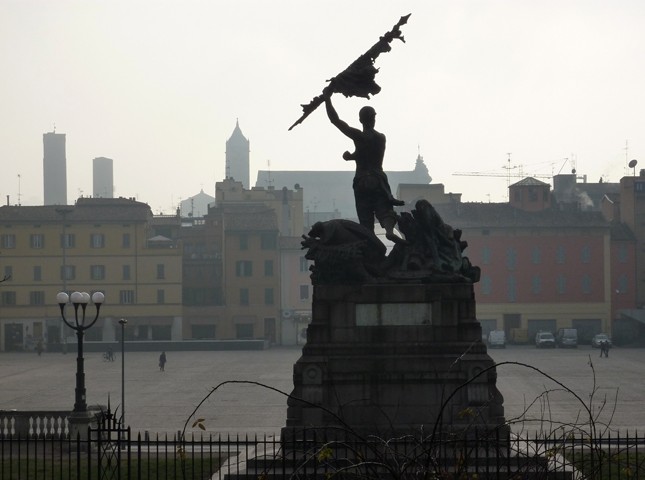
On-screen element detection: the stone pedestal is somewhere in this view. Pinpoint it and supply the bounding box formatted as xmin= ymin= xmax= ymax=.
xmin=283 ymin=282 xmax=507 ymax=439
xmin=67 ymin=410 xmax=98 ymax=441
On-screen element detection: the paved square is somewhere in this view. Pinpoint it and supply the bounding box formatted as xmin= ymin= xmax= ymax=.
xmin=0 ymin=345 xmax=642 ymax=437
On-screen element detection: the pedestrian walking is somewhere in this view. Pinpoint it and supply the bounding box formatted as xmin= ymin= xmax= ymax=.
xmin=159 ymin=351 xmax=167 ymax=371
xmin=600 ymin=340 xmax=609 ymax=358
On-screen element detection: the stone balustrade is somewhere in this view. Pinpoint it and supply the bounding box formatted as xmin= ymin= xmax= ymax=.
xmin=0 ymin=406 xmax=105 ymax=438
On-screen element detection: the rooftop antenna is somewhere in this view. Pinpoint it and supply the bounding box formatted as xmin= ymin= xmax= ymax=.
xmin=503 ymin=153 xmax=513 ymax=199
xmin=557 ymin=157 xmax=568 ymax=175
xmin=17 ymin=174 xmax=21 ymax=206
xmin=267 ymin=159 xmax=273 ymax=187
xmin=629 ymin=159 xmax=638 ymax=177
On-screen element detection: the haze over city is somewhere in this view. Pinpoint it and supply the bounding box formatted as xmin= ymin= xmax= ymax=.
xmin=1 ymin=1 xmax=643 ymax=212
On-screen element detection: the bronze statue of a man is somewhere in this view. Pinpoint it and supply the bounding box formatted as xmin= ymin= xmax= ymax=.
xmin=323 ymin=90 xmax=404 ymax=244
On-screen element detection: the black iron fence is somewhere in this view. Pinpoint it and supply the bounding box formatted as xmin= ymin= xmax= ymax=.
xmin=1 ymin=426 xmax=645 ymax=479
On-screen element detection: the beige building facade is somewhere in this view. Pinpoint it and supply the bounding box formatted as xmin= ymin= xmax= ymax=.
xmin=0 ymin=197 xmax=182 ymax=352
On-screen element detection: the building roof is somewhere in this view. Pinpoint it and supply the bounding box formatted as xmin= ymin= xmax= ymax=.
xmin=0 ymin=197 xmax=152 ymax=223
xmin=510 ymin=176 xmax=550 ymax=187
xmin=219 ymin=204 xmax=278 ymax=231
xmin=226 ymin=120 xmax=248 ymax=144
xmin=255 ymin=156 xmax=431 ymax=219
xmin=610 ymin=222 xmax=637 ymax=241
xmin=433 ymin=202 xmax=609 ymax=229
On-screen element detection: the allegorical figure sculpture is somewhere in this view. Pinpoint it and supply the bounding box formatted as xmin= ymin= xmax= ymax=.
xmin=323 ymin=89 xmax=405 ymax=244
xmin=289 ymin=14 xmax=410 ymax=245
xmin=291 ymin=14 xmax=480 ymax=285
xmin=302 ymin=199 xmax=480 ymax=285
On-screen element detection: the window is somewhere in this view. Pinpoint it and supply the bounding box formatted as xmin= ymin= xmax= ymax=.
xmin=531 ymin=247 xmax=541 ymax=265
xmin=122 ymin=265 xmax=131 ymax=280
xmin=240 ymin=288 xmax=249 ymax=306
xmin=260 ymin=232 xmax=277 ymax=250
xmin=506 ymin=247 xmax=517 ymax=270
xmin=90 ymin=265 xmax=106 ymax=280
xmin=264 ymin=287 xmax=274 ymax=306
xmin=299 ymin=284 xmax=309 ymax=301
xmin=30 ymin=234 xmax=44 ymax=249
xmin=90 ymin=233 xmax=105 ymax=248
xmin=556 ymin=245 xmax=566 ymax=264
xmin=157 ymin=264 xmax=165 ymax=279
xmin=235 ymin=260 xmax=253 ymax=277
xmin=1 ymin=291 xmax=16 ymax=305
xmin=60 ymin=265 xmax=76 ymax=281
xmin=4 ymin=266 xmax=12 ymax=281
xmin=556 ymin=274 xmax=566 ymax=294
xmin=239 ymin=234 xmax=248 ymax=250
xmin=299 ymin=256 xmax=309 ymax=273
xmin=122 ymin=233 xmax=131 ymax=248
xmin=33 ymin=266 xmax=42 ymax=281
xmin=191 ymin=325 xmax=215 ymax=339
xmin=581 ymin=275 xmax=592 ymax=294
xmin=618 ymin=244 xmax=628 ymax=263
xmin=581 ymin=245 xmax=591 ymax=264
xmin=481 ymin=246 xmax=491 ymax=265
xmin=1 ymin=234 xmax=16 ymax=248
xmin=264 ymin=260 xmax=274 ymax=276
xmin=61 ymin=233 xmax=75 ymax=248
xmin=507 ymin=275 xmax=517 ymax=302
xmin=480 ymin=275 xmax=492 ymax=295
xmin=119 ymin=290 xmax=135 ymax=304
xmin=235 ymin=323 xmax=254 ymax=339
xmin=617 ymin=274 xmax=629 ymax=294
xmin=30 ymin=291 xmax=45 ymax=305
xmin=531 ymin=275 xmax=542 ymax=294
xmin=528 ymin=188 xmax=538 ymax=202
xmin=157 ymin=289 xmax=165 ymax=304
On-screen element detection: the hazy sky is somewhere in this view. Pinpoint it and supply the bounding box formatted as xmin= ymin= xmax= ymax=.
xmin=2 ymin=1 xmax=644 ymax=213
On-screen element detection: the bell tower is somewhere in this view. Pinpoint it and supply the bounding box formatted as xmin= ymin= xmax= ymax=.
xmin=225 ymin=120 xmax=250 ymax=189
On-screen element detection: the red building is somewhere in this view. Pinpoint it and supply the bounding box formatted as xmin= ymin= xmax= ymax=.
xmin=400 ymin=177 xmax=638 ymax=344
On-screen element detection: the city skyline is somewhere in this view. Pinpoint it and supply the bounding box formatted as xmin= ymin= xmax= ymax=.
xmin=1 ymin=1 xmax=643 ymax=212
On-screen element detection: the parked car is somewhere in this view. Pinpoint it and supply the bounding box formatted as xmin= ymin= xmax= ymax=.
xmin=556 ymin=328 xmax=578 ymax=348
xmin=591 ymin=333 xmax=612 ymax=349
xmin=535 ymin=331 xmax=556 ymax=348
xmin=487 ymin=330 xmax=506 ymax=348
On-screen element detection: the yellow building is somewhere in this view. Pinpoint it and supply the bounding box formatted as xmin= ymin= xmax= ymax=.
xmin=218 ymin=203 xmax=281 ymax=342
xmin=0 ymin=197 xmax=182 ymax=352
xmin=176 ymin=180 xmax=305 ymax=344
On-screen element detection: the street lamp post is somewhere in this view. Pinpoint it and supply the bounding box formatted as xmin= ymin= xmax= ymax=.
xmin=118 ymin=318 xmax=127 ymax=426
xmin=57 ymin=290 xmax=104 ymax=438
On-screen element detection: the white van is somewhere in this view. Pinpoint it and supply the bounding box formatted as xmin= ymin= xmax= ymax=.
xmin=487 ymin=330 xmax=506 ymax=348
